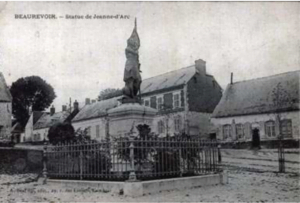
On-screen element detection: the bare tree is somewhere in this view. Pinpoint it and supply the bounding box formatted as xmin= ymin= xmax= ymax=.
xmin=271 ymin=82 xmax=293 ymax=173
xmin=271 ymin=82 xmax=293 ymax=138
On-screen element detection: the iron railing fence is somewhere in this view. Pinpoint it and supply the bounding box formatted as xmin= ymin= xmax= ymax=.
xmin=46 ymin=137 xmax=221 ymax=181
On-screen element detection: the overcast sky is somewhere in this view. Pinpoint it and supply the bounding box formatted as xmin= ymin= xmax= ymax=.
xmin=0 ymin=2 xmax=299 ymax=110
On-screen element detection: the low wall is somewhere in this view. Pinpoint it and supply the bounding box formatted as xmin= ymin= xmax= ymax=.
xmin=220 ymin=139 xmax=299 ymax=149
xmin=48 ymin=172 xmax=228 ymax=197
xmin=0 ymin=147 xmax=43 ymax=174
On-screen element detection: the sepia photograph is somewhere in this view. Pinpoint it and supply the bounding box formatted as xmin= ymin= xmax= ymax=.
xmin=0 ymin=1 xmax=299 ymax=202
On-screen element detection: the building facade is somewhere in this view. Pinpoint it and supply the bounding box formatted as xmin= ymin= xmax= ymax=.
xmin=211 ymin=71 xmax=300 ymax=142
xmin=71 ymin=97 xmax=119 ymax=141
xmin=0 ymin=72 xmax=12 ymax=140
xmin=140 ymin=59 xmax=222 ymax=137
xmin=71 ymin=59 xmax=222 ymax=140
xmin=22 ymin=101 xmax=80 ymax=142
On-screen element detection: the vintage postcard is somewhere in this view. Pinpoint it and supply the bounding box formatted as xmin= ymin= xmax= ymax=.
xmin=0 ymin=1 xmax=299 ymax=202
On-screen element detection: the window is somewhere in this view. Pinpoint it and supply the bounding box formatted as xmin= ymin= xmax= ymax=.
xmin=174 ymin=115 xmax=182 ymax=132
xmin=96 ymin=125 xmax=100 ymax=138
xmin=86 ymin=126 xmax=91 ymax=137
xmin=265 ymin=121 xmax=275 ymax=137
xmin=173 ymin=94 xmax=180 ymax=108
xmin=157 ymin=97 xmax=163 ymax=110
xmin=281 ymin=119 xmax=292 ymax=138
xmin=158 ymin=120 xmax=165 ymax=134
xmin=223 ymin=125 xmax=232 ymax=139
xmin=144 ymin=100 xmax=150 ymax=107
xmin=236 ymin=124 xmax=244 ymax=139
xmin=0 ymin=126 xmax=4 ymax=138
xmin=33 ymin=134 xmax=41 ymax=141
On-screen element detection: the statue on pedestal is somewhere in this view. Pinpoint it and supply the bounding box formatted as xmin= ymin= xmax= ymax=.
xmin=122 ymin=18 xmax=142 ymax=103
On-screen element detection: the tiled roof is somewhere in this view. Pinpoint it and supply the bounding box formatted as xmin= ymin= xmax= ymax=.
xmin=212 ymin=71 xmax=300 ymax=118
xmin=72 ymin=96 xmax=120 ymax=122
xmin=32 ymin=111 xmax=44 ymax=125
xmin=0 ymin=72 xmax=12 ymax=102
xmin=140 ymin=65 xmax=196 ymax=94
xmin=33 ymin=111 xmax=71 ymax=130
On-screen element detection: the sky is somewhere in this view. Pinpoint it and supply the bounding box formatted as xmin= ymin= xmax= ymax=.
xmin=0 ymin=2 xmax=299 ymax=111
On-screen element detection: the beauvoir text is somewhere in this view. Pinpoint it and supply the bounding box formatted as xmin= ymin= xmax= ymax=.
xmin=15 ymin=14 xmax=56 ymax=19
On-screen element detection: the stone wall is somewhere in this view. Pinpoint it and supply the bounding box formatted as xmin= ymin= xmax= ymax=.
xmin=0 ymin=148 xmax=42 ymax=174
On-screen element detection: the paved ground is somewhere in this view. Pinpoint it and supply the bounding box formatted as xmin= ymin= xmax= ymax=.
xmin=0 ymin=148 xmax=299 ymax=202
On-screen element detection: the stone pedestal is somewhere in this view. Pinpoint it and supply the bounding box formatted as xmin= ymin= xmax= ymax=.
xmin=107 ymin=103 xmax=157 ymax=137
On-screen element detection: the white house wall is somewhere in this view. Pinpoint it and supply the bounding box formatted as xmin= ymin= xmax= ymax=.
xmin=187 ymin=112 xmax=214 ymax=137
xmin=23 ymin=114 xmax=34 ymax=142
xmin=0 ymin=102 xmax=12 ymax=140
xmin=211 ymin=111 xmax=300 ymax=141
xmin=72 ymin=117 xmax=107 ymax=141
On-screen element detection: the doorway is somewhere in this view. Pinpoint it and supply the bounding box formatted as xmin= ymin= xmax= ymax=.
xmin=252 ymin=128 xmax=261 ymax=149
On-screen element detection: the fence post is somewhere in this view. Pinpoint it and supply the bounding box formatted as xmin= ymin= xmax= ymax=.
xmin=128 ymin=137 xmax=137 ymax=181
xmin=278 ymin=138 xmax=285 ymax=173
xmin=218 ymin=144 xmax=222 ymax=163
xmin=80 ymin=150 xmax=83 ymax=180
xmin=179 ymin=144 xmax=183 ymax=177
xmin=42 ymin=139 xmax=48 ymax=184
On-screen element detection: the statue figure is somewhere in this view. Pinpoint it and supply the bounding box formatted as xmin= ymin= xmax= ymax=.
xmin=122 ymin=19 xmax=142 ymax=102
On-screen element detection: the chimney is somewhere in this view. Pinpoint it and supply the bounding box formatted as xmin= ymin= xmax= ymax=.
xmin=195 ymin=59 xmax=206 ymax=76
xmin=73 ymin=100 xmax=79 ymax=111
xmin=231 ymin=72 xmax=233 ymax=84
xmin=85 ymin=98 xmax=91 ymax=105
xmin=91 ymin=99 xmax=96 ymax=103
xmin=50 ymin=105 xmax=55 ymax=116
xmin=62 ymin=105 xmax=67 ymax=111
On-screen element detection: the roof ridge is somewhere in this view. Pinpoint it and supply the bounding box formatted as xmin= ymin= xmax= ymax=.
xmin=232 ymin=70 xmax=300 ymax=85
xmin=143 ymin=65 xmax=195 ymax=81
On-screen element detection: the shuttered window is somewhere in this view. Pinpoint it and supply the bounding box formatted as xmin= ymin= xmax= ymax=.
xmin=265 ymin=121 xmax=275 ymax=137
xmin=281 ymin=119 xmax=292 ymax=138
xmin=150 ymin=96 xmax=157 ymax=109
xmin=158 ymin=120 xmax=165 ymax=134
xmin=223 ymin=125 xmax=232 ymax=139
xmin=144 ymin=100 xmax=150 ymax=107
xmin=174 ymin=94 xmax=180 ymax=108
xmin=86 ymin=126 xmax=91 ymax=137
xmin=180 ymin=90 xmax=185 ymax=107
xmin=163 ymin=93 xmax=173 ymax=110
xmin=236 ymin=124 xmax=244 ymax=139
xmin=96 ymin=125 xmax=100 ymax=138
xmin=174 ymin=115 xmax=182 ymax=132
xmin=157 ymin=97 xmax=163 ymax=110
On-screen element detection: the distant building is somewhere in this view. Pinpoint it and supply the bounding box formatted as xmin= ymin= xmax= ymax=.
xmin=71 ymin=59 xmax=222 ymax=139
xmin=0 ymin=72 xmax=12 ymax=141
xmin=211 ymin=71 xmax=300 ymax=142
xmin=72 ymin=97 xmax=119 ymax=140
xmin=22 ymin=101 xmax=80 ymax=142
